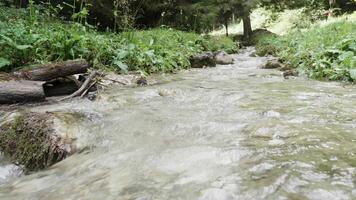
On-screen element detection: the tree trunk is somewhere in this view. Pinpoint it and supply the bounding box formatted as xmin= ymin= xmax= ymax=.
xmin=13 ymin=59 xmax=89 ymax=81
xmin=243 ymin=12 xmax=252 ymax=41
xmin=0 ymin=80 xmax=45 ymax=104
xmin=329 ymin=0 xmax=338 ymax=18
xmin=225 ymin=21 xmax=229 ymax=37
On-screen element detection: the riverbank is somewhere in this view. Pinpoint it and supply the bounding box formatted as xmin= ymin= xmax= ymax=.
xmin=255 ymin=12 xmax=356 ymax=82
xmin=0 ymin=6 xmax=237 ymax=74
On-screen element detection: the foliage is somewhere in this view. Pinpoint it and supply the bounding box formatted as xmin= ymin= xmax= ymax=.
xmin=256 ymin=19 xmax=356 ymax=82
xmin=0 ymin=6 xmax=238 ymax=74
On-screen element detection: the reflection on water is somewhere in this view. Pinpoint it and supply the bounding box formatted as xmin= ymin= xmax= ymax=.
xmin=0 ymin=48 xmax=355 ymax=200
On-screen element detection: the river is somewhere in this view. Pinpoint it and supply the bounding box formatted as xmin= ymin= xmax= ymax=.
xmin=0 ymin=47 xmax=355 ymax=200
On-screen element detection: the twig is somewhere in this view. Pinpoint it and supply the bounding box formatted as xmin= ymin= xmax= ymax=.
xmin=81 ymin=81 xmax=97 ymax=98
xmin=59 ymin=71 xmax=97 ymax=101
xmin=101 ymin=77 xmax=127 ymax=85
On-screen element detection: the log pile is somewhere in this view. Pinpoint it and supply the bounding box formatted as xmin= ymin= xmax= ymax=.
xmin=0 ymin=59 xmax=98 ymax=104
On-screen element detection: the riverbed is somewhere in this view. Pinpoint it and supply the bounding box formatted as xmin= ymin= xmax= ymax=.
xmin=0 ymin=47 xmax=355 ymax=200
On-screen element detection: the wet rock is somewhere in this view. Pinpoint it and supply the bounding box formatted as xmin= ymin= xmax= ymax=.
xmin=87 ymin=91 xmax=97 ymax=101
xmin=250 ymin=52 xmax=257 ymax=57
xmin=263 ymin=59 xmax=283 ymax=69
xmin=190 ymin=52 xmax=216 ymax=68
xmin=283 ymin=70 xmax=298 ymax=79
xmin=136 ymin=77 xmax=148 ymax=86
xmin=0 ymin=112 xmax=78 ymax=172
xmin=279 ymin=64 xmax=293 ymax=71
xmin=214 ymin=51 xmax=234 ymax=65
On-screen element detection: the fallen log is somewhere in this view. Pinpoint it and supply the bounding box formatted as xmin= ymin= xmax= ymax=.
xmin=0 ymin=80 xmax=45 ymax=104
xmin=13 ymin=59 xmax=89 ymax=81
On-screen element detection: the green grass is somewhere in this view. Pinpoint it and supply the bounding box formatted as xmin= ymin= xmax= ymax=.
xmin=256 ymin=17 xmax=356 ymax=82
xmin=0 ymin=6 xmax=238 ymax=74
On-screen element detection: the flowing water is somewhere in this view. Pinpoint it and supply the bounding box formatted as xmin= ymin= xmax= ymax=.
xmin=0 ymin=48 xmax=356 ymax=200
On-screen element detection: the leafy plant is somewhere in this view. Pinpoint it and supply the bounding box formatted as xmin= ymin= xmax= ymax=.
xmin=256 ymin=19 xmax=356 ymax=82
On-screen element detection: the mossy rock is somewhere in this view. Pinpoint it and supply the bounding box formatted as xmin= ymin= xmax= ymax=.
xmin=0 ymin=112 xmax=76 ymax=172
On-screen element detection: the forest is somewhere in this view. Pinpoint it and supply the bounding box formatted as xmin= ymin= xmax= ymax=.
xmin=0 ymin=0 xmax=356 ymax=199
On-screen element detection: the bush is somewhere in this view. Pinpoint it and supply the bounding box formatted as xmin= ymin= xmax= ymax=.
xmin=256 ymin=19 xmax=356 ymax=82
xmin=0 ymin=6 xmax=238 ymax=74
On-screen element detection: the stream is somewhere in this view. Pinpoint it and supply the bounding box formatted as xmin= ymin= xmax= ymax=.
xmin=0 ymin=47 xmax=356 ymax=200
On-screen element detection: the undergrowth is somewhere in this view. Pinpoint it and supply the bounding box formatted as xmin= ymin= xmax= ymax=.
xmin=0 ymin=6 xmax=238 ymax=74
xmin=256 ymin=18 xmax=356 ymax=82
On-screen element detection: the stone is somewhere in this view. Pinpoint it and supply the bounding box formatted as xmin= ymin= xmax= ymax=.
xmin=283 ymin=70 xmax=298 ymax=79
xmin=136 ymin=77 xmax=148 ymax=86
xmin=263 ymin=60 xmax=283 ymax=69
xmin=190 ymin=52 xmax=216 ymax=68
xmin=0 ymin=112 xmax=80 ymax=172
xmin=214 ymin=51 xmax=234 ymax=65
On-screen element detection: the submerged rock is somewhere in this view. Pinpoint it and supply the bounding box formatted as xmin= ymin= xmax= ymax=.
xmin=0 ymin=112 xmax=78 ymax=172
xmin=136 ymin=76 xmax=148 ymax=86
xmin=214 ymin=51 xmax=234 ymax=65
xmin=190 ymin=52 xmax=216 ymax=68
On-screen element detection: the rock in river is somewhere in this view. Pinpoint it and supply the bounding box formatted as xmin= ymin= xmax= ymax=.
xmin=214 ymin=51 xmax=234 ymax=65
xmin=0 ymin=112 xmax=79 ymax=172
xmin=190 ymin=52 xmax=216 ymax=68
xmin=263 ymin=59 xmax=283 ymax=69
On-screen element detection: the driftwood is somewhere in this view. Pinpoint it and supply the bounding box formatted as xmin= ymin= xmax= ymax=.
xmin=0 ymin=80 xmax=45 ymax=104
xmin=13 ymin=59 xmax=89 ymax=81
xmin=60 ymin=71 xmax=97 ymax=101
xmin=81 ymin=81 xmax=97 ymax=98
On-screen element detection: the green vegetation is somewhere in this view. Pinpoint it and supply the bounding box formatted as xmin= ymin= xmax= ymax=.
xmin=256 ymin=16 xmax=356 ymax=82
xmin=0 ymin=6 xmax=237 ymax=74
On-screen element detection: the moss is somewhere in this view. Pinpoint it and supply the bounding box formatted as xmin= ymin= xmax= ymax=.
xmin=0 ymin=113 xmax=68 ymax=172
xmin=0 ymin=73 xmax=14 ymax=82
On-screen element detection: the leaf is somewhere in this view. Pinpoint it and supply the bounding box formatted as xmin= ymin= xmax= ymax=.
xmin=115 ymin=50 xmax=129 ymax=60
xmin=0 ymin=34 xmax=14 ymax=44
xmin=127 ymin=43 xmax=135 ymax=50
xmin=0 ymin=57 xmax=11 ymax=69
xmin=350 ymin=69 xmax=356 ymax=80
xmin=113 ymin=60 xmax=128 ymax=73
xmin=15 ymin=44 xmax=32 ymax=50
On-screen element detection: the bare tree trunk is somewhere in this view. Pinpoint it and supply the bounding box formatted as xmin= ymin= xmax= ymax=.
xmin=243 ymin=12 xmax=252 ymax=41
xmin=329 ymin=0 xmax=337 ymax=18
xmin=225 ymin=21 xmax=229 ymax=37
